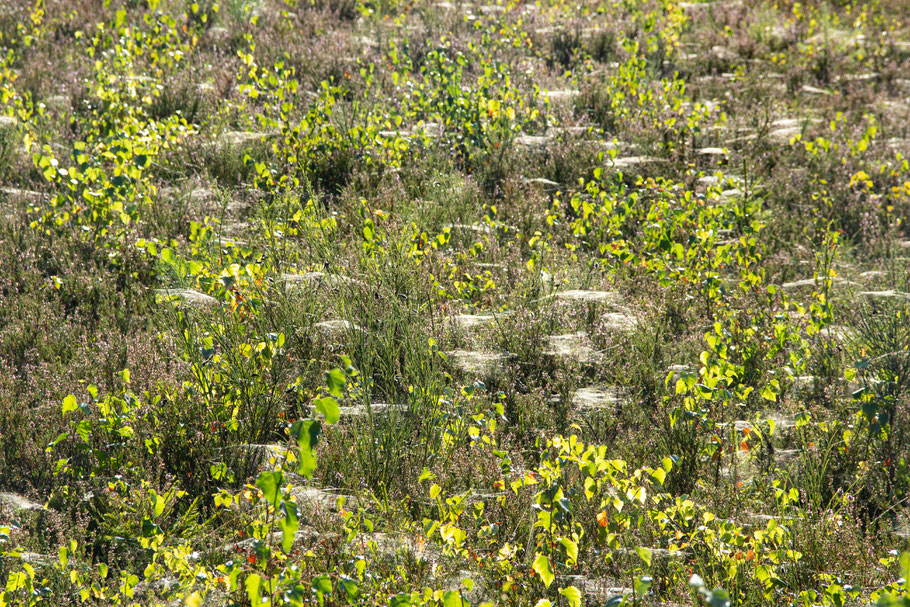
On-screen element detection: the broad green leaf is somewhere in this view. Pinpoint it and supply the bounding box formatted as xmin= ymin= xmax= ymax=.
xmin=560 ymin=537 xmax=578 ymax=565
xmin=255 ymin=471 xmax=283 ymax=507
xmin=901 ymin=552 xmax=910 ymax=583
xmin=339 ymin=576 xmax=360 ymax=600
xmin=391 ymin=594 xmax=413 ymax=607
xmin=761 ymin=384 xmax=777 ymax=402
xmin=532 ymin=553 xmax=555 ymax=588
xmin=315 ymin=397 xmax=340 ymax=425
xmin=636 ymin=546 xmax=652 ymax=568
xmin=312 ymin=575 xmax=333 ymax=606
xmin=47 ymin=432 xmax=67 ymax=452
xmin=62 ymin=395 xmax=78 ymax=415
xmin=227 ymin=566 xmax=242 ymax=592
xmin=325 ymin=368 xmax=346 ymax=397
xmin=559 ymin=586 xmax=582 ymax=607
xmin=153 ymin=493 xmax=165 ymax=518
xmin=634 ymin=575 xmax=653 ymax=597
xmin=245 ymin=574 xmax=262 ymax=606
xmin=279 ymin=501 xmax=299 ymax=553
xmin=290 ymin=420 xmax=321 ymax=479
xmin=210 ymin=462 xmax=233 ymax=482
xmin=651 ymin=467 xmax=666 ymax=485
xmin=443 ymin=591 xmax=466 ymax=607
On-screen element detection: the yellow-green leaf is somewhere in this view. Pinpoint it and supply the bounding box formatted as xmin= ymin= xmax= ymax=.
xmin=532 ymin=554 xmax=555 ymax=588
xmin=636 ymin=546 xmax=652 ymax=568
xmin=559 ymin=586 xmax=582 ymax=607
xmin=62 ymin=395 xmax=78 ymax=415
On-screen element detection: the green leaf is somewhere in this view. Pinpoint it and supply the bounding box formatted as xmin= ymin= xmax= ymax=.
xmin=560 ymin=537 xmax=578 ymax=565
xmin=245 ymin=573 xmax=262 ymax=606
xmin=326 ymin=368 xmax=346 ymax=397
xmin=312 ymin=575 xmax=333 ymax=606
xmin=634 ymin=575 xmax=653 ymax=597
xmin=559 ymin=586 xmax=582 ymax=607
xmin=153 ymin=493 xmax=165 ymax=518
xmin=391 ymin=594 xmax=414 ymax=607
xmin=443 ymin=591 xmax=466 ymax=607
xmin=339 ymin=577 xmax=360 ymax=600
xmin=901 ymin=552 xmax=910 ymax=583
xmin=210 ymin=462 xmax=233 ymax=482
xmin=279 ymin=501 xmax=299 ymax=553
xmin=761 ymin=384 xmax=777 ymax=402
xmin=290 ymin=420 xmax=321 ymax=479
xmin=315 ymin=397 xmax=340 ymax=425
xmin=650 ymin=467 xmax=666 ymax=485
xmin=255 ymin=471 xmax=283 ymax=508
xmin=532 ymin=553 xmax=555 ymax=588
xmin=62 ymin=395 xmax=78 ymax=415
xmin=636 ymin=546 xmax=652 ymax=568
xmin=227 ymin=565 xmax=242 ymax=592
xmin=47 ymin=432 xmax=67 ymax=452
